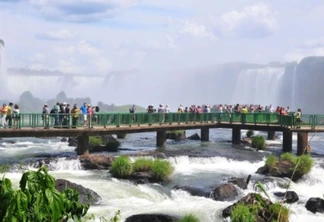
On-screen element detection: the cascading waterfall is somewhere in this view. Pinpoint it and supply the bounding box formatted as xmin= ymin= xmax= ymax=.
xmin=291 ymin=64 xmax=298 ymax=110
xmin=0 ymin=41 xmax=9 ymax=96
xmin=232 ymin=67 xmax=285 ymax=105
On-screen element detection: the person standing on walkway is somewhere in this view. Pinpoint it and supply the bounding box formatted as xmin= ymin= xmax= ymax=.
xmin=295 ymin=108 xmax=302 ymax=128
xmin=12 ymin=104 xmax=20 ymax=129
xmin=80 ymin=103 xmax=88 ymax=127
xmin=43 ymin=104 xmax=50 ymax=129
xmin=5 ymin=102 xmax=13 ymax=128
xmin=71 ymin=104 xmax=79 ymax=128
xmin=0 ymin=103 xmax=8 ymax=128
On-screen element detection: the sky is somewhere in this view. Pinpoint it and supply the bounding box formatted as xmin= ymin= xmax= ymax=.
xmin=1 ymin=0 xmax=324 ymax=76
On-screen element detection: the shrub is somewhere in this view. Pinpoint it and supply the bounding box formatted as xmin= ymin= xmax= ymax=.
xmin=231 ymin=204 xmax=256 ymax=222
xmin=110 ymin=156 xmax=132 ymax=178
xmin=246 ymin=130 xmax=254 ymax=138
xmin=268 ymin=203 xmax=289 ymax=222
xmin=251 ymin=136 xmax=266 ymax=150
xmin=151 ymin=159 xmax=174 ymax=181
xmin=177 ymin=214 xmax=200 ymax=222
xmin=265 ymin=155 xmax=278 ymax=170
xmin=0 ymin=166 xmax=89 ymax=221
xmin=133 ymin=158 xmax=153 ymax=172
xmin=105 ymin=140 xmax=121 ymax=152
xmin=296 ymin=154 xmax=313 ymax=174
xmin=280 ymin=152 xmax=297 ymax=165
xmin=89 ymin=136 xmax=102 ymax=148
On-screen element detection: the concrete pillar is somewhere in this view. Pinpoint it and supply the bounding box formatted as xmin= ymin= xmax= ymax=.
xmin=201 ymin=127 xmax=209 ymax=141
xmin=156 ymin=130 xmax=166 ymax=147
xmin=232 ymin=127 xmax=241 ymax=144
xmin=297 ymin=132 xmax=308 ymax=156
xmin=76 ymin=133 xmax=89 ymax=155
xmin=267 ymin=131 xmax=275 ymax=140
xmin=282 ymin=130 xmax=292 ymax=152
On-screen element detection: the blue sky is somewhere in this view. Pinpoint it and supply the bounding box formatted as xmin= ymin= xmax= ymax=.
xmin=1 ymin=0 xmax=324 ymax=75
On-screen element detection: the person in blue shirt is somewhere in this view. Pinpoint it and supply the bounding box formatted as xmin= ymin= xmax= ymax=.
xmin=79 ymin=102 xmax=88 ymax=127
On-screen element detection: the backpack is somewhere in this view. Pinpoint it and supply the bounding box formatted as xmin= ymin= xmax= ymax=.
xmin=50 ymin=108 xmax=55 ymax=114
xmin=95 ymin=106 xmax=100 ymax=112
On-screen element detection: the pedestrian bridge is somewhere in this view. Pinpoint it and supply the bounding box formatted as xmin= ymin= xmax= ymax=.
xmin=0 ymin=112 xmax=323 ymax=155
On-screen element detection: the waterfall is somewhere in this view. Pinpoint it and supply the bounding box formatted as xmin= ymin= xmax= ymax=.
xmin=232 ymin=67 xmax=285 ymax=105
xmin=291 ymin=64 xmax=298 ymax=110
xmin=0 ymin=42 xmax=8 ymax=97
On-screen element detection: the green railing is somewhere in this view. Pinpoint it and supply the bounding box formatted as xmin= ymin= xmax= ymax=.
xmin=0 ymin=112 xmax=320 ymax=129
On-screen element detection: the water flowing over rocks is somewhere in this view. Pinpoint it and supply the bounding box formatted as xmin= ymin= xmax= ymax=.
xmin=172 ymin=185 xmax=210 ymax=197
xmin=273 ymin=191 xmax=299 ymax=204
xmin=227 ymin=175 xmax=251 ymax=190
xmin=305 ymin=197 xmax=324 ymax=214
xmin=55 ymin=179 xmax=101 ymax=205
xmin=125 ymin=214 xmax=179 ymax=222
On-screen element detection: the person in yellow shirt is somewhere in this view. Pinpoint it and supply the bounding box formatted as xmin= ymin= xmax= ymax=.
xmin=5 ymin=102 xmax=13 ymax=128
xmin=241 ymin=106 xmax=248 ymax=114
xmin=0 ymin=103 xmax=8 ymax=128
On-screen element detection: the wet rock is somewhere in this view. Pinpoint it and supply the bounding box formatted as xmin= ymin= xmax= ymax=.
xmin=273 ymin=191 xmax=299 ymax=203
xmin=173 ymin=185 xmax=209 ymax=197
xmin=55 ymin=179 xmax=101 ymax=205
xmin=125 ymin=214 xmax=179 ymax=222
xmin=305 ymin=197 xmax=324 ymax=213
xmin=68 ymin=137 xmax=77 ymax=147
xmin=187 ymin=133 xmax=201 ymax=140
xmin=212 ymin=183 xmax=238 ymax=201
xmin=228 ymin=175 xmax=251 ymax=190
xmin=166 ymin=130 xmax=186 ymax=141
xmin=61 ymin=137 xmax=68 ymax=142
xmin=79 ymin=154 xmax=114 ymax=170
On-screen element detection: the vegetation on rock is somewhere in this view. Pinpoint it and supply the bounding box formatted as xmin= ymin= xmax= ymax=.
xmin=110 ymin=156 xmax=133 ymax=178
xmin=251 ymin=136 xmax=266 ymax=150
xmin=246 ymin=130 xmax=254 ymax=138
xmin=177 ymin=214 xmax=200 ymax=222
xmin=89 ymin=136 xmax=103 ymax=148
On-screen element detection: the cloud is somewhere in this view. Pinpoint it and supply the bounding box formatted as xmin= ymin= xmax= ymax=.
xmin=285 ymin=38 xmax=324 ymax=62
xmin=181 ymin=20 xmax=215 ymax=39
xmin=36 ymin=29 xmax=78 ymax=41
xmin=215 ymin=3 xmax=277 ymax=38
xmin=30 ymin=0 xmax=138 ymax=23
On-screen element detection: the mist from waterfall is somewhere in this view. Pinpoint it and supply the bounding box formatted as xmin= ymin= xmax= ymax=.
xmin=0 ymin=44 xmax=9 ymax=98
xmin=232 ymin=67 xmax=285 ymax=105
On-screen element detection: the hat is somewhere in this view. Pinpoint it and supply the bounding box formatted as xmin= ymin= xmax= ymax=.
xmin=88 ymin=104 xmax=91 ymax=107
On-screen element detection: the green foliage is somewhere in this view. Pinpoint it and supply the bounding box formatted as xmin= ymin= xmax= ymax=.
xmin=110 ymin=210 xmax=121 ymax=222
xmin=0 ymin=166 xmax=89 ymax=222
xmin=231 ymin=204 xmax=256 ymax=222
xmin=265 ymin=155 xmax=278 ymax=170
xmin=251 ymin=136 xmax=266 ymax=150
xmin=280 ymin=152 xmax=297 ymax=165
xmin=110 ymin=156 xmax=133 ymax=178
xmin=176 ymin=213 xmax=200 ymax=222
xmin=105 ymin=140 xmax=121 ymax=152
xmin=246 ymin=130 xmax=254 ymax=138
xmin=89 ymin=136 xmax=103 ymax=148
xmin=133 ymin=159 xmax=153 ymax=172
xmin=296 ymin=154 xmax=313 ymax=174
xmin=269 ymin=203 xmax=289 ymax=222
xmin=151 ymin=159 xmax=174 ymax=181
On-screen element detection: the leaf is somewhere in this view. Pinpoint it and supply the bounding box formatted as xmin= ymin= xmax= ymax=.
xmin=256 ymin=181 xmax=271 ymax=200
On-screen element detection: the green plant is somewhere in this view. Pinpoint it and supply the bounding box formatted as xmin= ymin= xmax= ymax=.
xmin=265 ymin=155 xmax=278 ymax=170
xmin=296 ymin=154 xmax=313 ymax=174
xmin=0 ymin=166 xmax=89 ymax=222
xmin=251 ymin=136 xmax=266 ymax=150
xmin=133 ymin=158 xmax=153 ymax=172
xmin=110 ymin=156 xmax=132 ymax=178
xmin=89 ymin=136 xmax=103 ymax=148
xmin=105 ymin=140 xmax=121 ymax=151
xmin=0 ymin=165 xmax=10 ymax=174
xmin=269 ymin=203 xmax=289 ymax=222
xmin=110 ymin=210 xmax=121 ymax=222
xmin=150 ymin=159 xmax=174 ymax=181
xmin=280 ymin=152 xmax=297 ymax=165
xmin=231 ymin=204 xmax=256 ymax=222
xmin=177 ymin=213 xmax=200 ymax=222
xmin=246 ymin=130 xmax=254 ymax=138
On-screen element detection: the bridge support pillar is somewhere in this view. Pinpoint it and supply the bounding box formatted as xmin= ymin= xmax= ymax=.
xmin=157 ymin=130 xmax=166 ymax=147
xmin=267 ymin=131 xmax=275 ymax=140
xmin=76 ymin=133 xmax=89 ymax=155
xmin=297 ymin=132 xmax=308 ymax=156
xmin=282 ymin=130 xmax=292 ymax=152
xmin=201 ymin=127 xmax=209 ymax=141
xmin=232 ymin=127 xmax=241 ymax=144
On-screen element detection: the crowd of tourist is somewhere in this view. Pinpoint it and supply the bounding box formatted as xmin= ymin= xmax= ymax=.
xmin=0 ymin=101 xmax=302 ymax=129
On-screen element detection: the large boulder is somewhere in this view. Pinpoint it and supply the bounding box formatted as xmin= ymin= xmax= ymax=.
xmin=227 ymin=175 xmax=251 ymax=190
xmin=125 ymin=214 xmax=179 ymax=222
xmin=212 ymin=183 xmax=238 ymax=201
xmin=273 ymin=191 xmax=299 ymax=203
xmin=166 ymin=130 xmax=186 ymax=140
xmin=55 ymin=179 xmax=101 ymax=205
xmin=305 ymin=197 xmax=324 ymax=213
xmin=256 ymin=160 xmax=304 ymax=182
xmin=79 ymin=154 xmax=114 ymax=170
xmin=187 ymin=133 xmax=201 ymax=140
